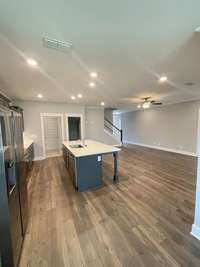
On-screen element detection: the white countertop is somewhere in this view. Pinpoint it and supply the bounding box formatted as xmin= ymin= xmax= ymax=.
xmin=63 ymin=139 xmax=120 ymax=158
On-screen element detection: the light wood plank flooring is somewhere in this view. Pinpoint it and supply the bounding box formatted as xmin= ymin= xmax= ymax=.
xmin=19 ymin=144 xmax=200 ymax=267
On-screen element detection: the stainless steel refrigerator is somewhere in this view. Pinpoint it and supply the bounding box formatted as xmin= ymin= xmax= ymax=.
xmin=11 ymin=108 xmax=28 ymax=236
xmin=0 ymin=104 xmax=28 ymax=266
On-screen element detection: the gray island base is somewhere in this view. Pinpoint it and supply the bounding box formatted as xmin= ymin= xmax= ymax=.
xmin=62 ymin=140 xmax=120 ymax=192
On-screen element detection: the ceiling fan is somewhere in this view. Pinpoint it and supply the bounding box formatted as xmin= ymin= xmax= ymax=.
xmin=137 ymin=97 xmax=163 ymax=109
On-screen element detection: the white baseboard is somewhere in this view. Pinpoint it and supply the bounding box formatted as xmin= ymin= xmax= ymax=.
xmin=124 ymin=141 xmax=197 ymax=157
xmin=34 ymin=156 xmax=45 ymax=161
xmin=191 ymin=224 xmax=200 ymax=240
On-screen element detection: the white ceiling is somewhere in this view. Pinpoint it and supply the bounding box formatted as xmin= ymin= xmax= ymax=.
xmin=0 ymin=0 xmax=200 ymax=110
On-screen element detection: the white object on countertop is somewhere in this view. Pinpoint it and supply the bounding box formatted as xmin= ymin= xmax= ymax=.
xmin=63 ymin=139 xmax=120 ymax=158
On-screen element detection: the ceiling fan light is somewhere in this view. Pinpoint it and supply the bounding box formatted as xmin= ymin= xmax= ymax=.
xmin=159 ymin=76 xmax=167 ymax=82
xmin=142 ymin=102 xmax=150 ymax=109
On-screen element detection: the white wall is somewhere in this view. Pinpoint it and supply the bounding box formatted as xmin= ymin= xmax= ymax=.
xmin=85 ymin=107 xmax=104 ymax=142
xmin=121 ymin=100 xmax=200 ymax=156
xmin=113 ymin=113 xmax=121 ymax=129
xmin=192 ymin=110 xmax=200 ymax=240
xmin=85 ymin=107 xmax=120 ymax=145
xmin=104 ymin=108 xmax=114 ymax=123
xmin=16 ymin=101 xmax=85 ymax=159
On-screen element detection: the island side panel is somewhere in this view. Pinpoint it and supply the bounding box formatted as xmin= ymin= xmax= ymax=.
xmin=62 ymin=145 xmax=77 ymax=188
xmin=75 ymin=155 xmax=103 ymax=192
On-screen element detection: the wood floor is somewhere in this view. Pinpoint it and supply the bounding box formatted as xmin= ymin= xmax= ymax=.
xmin=19 ymin=144 xmax=200 ymax=267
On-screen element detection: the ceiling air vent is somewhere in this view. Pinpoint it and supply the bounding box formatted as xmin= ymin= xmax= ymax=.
xmin=42 ymin=37 xmax=73 ymax=53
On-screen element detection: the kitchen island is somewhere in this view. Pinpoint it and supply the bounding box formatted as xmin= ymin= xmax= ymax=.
xmin=62 ymin=140 xmax=120 ymax=192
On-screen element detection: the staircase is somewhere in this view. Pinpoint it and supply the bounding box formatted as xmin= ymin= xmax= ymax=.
xmin=104 ymin=117 xmax=123 ymax=146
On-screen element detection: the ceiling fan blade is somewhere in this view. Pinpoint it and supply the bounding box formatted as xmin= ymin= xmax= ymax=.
xmin=142 ymin=96 xmax=151 ymax=101
xmin=152 ymin=102 xmax=162 ymax=105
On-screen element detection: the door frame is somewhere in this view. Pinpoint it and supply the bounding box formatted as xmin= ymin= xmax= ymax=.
xmin=65 ymin=113 xmax=84 ymax=141
xmin=40 ymin=113 xmax=64 ymax=159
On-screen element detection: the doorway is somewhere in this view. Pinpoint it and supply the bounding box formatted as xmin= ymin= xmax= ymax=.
xmin=65 ymin=114 xmax=83 ymax=141
xmin=68 ymin=117 xmax=80 ymax=140
xmin=41 ymin=113 xmax=64 ymax=158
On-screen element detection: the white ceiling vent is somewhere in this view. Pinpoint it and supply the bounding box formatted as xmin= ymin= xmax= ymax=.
xmin=42 ymin=37 xmax=73 ymax=53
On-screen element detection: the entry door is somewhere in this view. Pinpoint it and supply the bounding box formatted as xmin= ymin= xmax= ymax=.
xmin=68 ymin=117 xmax=81 ymax=141
xmin=43 ymin=117 xmax=62 ymax=157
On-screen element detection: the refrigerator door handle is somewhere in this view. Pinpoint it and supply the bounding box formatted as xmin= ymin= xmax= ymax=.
xmin=8 ymin=160 xmax=15 ymax=169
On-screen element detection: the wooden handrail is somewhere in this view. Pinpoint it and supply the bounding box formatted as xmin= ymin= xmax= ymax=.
xmin=104 ymin=118 xmax=121 ymax=132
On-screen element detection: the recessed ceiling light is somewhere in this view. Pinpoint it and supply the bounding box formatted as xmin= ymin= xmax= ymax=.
xmin=77 ymin=94 xmax=82 ymax=98
xmin=89 ymin=82 xmax=95 ymax=87
xmin=27 ymin=58 xmax=38 ymax=67
xmin=159 ymin=76 xmax=167 ymax=82
xmin=101 ymin=102 xmax=105 ymax=106
xmin=37 ymin=94 xmax=43 ymax=98
xmin=71 ymin=96 xmax=76 ymax=100
xmin=137 ymin=104 xmax=141 ymax=109
xmin=90 ymin=72 xmax=97 ymax=78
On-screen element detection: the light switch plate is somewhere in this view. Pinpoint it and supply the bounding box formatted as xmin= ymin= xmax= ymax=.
xmin=97 ymin=156 xmax=102 ymax=162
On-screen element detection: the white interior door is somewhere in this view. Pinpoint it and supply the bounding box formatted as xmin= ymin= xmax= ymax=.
xmin=43 ymin=116 xmax=62 ymax=157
